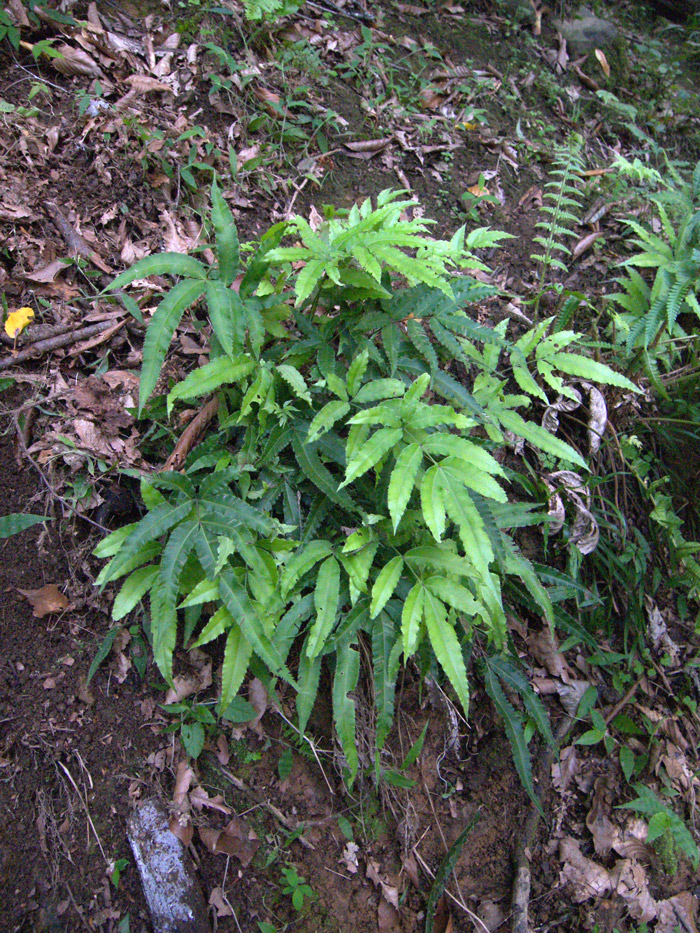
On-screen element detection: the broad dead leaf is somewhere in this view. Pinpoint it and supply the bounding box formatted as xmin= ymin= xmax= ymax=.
xmin=559 ymin=836 xmax=611 ymax=901
xmin=199 ymin=816 xmax=259 ymax=866
xmin=18 ymin=584 xmax=69 ymax=617
xmin=209 ymin=887 xmax=233 ymax=918
xmin=125 ymin=75 xmax=174 ymax=94
xmin=52 ymin=44 xmax=102 ymax=77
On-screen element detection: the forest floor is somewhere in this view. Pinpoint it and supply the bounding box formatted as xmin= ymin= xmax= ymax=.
xmin=1 ymin=0 xmax=700 ymax=931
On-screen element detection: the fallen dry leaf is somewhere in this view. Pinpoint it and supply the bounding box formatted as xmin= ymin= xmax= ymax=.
xmin=52 ymin=44 xmax=102 ymax=77
xmin=595 ymin=48 xmax=611 ymax=77
xmin=209 ymin=887 xmax=233 ymax=918
xmin=199 ymin=816 xmax=259 ymax=866
xmin=18 ymin=584 xmax=69 ymax=617
xmin=5 ymin=307 xmax=34 ymax=339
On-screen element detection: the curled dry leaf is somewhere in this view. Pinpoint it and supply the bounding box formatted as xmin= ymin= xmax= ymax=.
xmin=125 ymin=74 xmax=174 ymax=94
xmin=595 ymin=48 xmax=611 ymax=77
xmin=168 ymin=812 xmax=193 ymax=846
xmin=586 ymin=774 xmax=616 ymax=857
xmin=366 ymin=858 xmax=400 ymax=910
xmin=587 ymin=384 xmax=607 ymax=455
xmin=609 ymin=859 xmax=656 ymax=922
xmin=172 ymin=759 xmax=194 ymax=807
xmin=189 ymin=786 xmax=231 ymax=814
xmin=551 ymin=744 xmax=579 ymax=794
xmin=253 ymin=86 xmax=284 ymax=117
xmin=340 ymin=841 xmax=360 ymax=874
xmin=556 ymin=679 xmax=591 ymax=717
xmin=572 ymin=230 xmax=602 ymax=260
xmin=17 ymin=584 xmax=69 ymax=618
xmin=247 ymin=676 xmax=269 ymax=728
xmin=544 ymin=471 xmax=599 ymax=555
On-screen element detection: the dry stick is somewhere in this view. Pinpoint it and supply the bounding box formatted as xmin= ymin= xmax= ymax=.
xmin=511 ymin=715 xmax=573 ymax=933
xmin=162 ymin=397 xmax=220 ymax=471
xmin=0 ymin=320 xmax=120 ymax=370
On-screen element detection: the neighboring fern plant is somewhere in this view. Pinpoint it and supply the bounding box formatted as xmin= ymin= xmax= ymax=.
xmin=98 ymin=183 xmax=637 ymax=798
xmin=609 ymin=160 xmax=700 ymax=385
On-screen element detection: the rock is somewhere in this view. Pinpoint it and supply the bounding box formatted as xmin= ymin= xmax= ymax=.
xmin=555 ymin=7 xmax=620 ymax=54
xmin=127 ymin=798 xmax=211 ymax=933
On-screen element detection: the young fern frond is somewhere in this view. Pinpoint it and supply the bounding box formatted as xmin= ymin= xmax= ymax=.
xmin=532 ymin=141 xmax=586 ymax=318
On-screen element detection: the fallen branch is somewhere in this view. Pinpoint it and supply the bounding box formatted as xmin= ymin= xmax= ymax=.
xmin=0 ymin=320 xmax=121 ymax=369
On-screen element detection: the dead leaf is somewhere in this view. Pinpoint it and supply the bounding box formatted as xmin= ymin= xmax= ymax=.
xmin=253 ymin=86 xmax=284 ymax=117
xmin=366 ymin=858 xmax=400 ymax=909
xmin=559 ymin=836 xmax=611 ymax=901
xmin=247 ymin=677 xmax=268 ymax=729
xmin=189 ymin=787 xmax=231 ymax=814
xmin=52 ymin=44 xmax=102 ymax=77
xmin=125 ymin=74 xmax=174 ymax=94
xmin=164 ymin=660 xmax=213 ymax=704
xmin=22 ymin=259 xmax=71 ymax=284
xmin=18 ymin=584 xmax=69 ymax=617
xmin=199 ymin=816 xmax=260 ymax=866
xmin=551 ymin=744 xmax=579 ymax=794
xmin=586 ymin=775 xmax=616 ymax=857
xmin=168 ymin=812 xmax=193 ymax=846
xmin=209 ymin=887 xmax=233 ymax=917
xmin=378 ymin=897 xmax=401 ymax=930
xmin=340 ymin=841 xmax=359 ymax=874
xmin=5 ymin=307 xmax=34 ymax=339
xmin=595 ymin=49 xmax=611 ymax=77
xmin=344 ymin=137 xmax=393 ymax=156
xmin=172 ymin=759 xmax=194 ymax=807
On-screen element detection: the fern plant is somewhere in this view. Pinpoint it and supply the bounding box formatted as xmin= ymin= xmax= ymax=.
xmin=97 ymin=183 xmax=637 ymax=801
xmin=531 ymin=140 xmax=586 ymax=319
xmin=609 ymin=169 xmax=700 ymax=375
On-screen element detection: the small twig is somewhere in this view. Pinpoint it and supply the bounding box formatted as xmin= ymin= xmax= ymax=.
xmin=603 ymin=674 xmax=644 ymax=726
xmin=283 ymin=176 xmax=310 ymax=220
xmin=62 ymin=882 xmax=93 ymax=932
xmin=57 ymin=760 xmax=109 ymax=865
xmin=0 ymin=320 xmax=121 ymax=369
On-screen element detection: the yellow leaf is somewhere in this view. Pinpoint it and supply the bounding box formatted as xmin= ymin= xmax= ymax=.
xmin=5 ymin=307 xmax=34 ymax=338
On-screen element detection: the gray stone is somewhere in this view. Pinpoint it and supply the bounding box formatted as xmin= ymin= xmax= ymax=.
xmin=555 ymin=7 xmax=620 ymax=54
